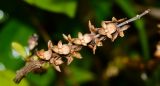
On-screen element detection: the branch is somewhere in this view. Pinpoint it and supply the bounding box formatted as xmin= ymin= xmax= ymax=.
xmin=13 ymin=61 xmax=44 ymax=83
xmin=117 ymin=9 xmax=151 ymax=27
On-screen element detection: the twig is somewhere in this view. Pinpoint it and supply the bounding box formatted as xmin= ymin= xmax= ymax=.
xmin=13 ymin=61 xmax=44 ymax=84
xmin=117 ymin=9 xmax=151 ymax=27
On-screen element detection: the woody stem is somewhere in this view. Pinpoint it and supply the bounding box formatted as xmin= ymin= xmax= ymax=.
xmin=13 ymin=61 xmax=44 ymax=84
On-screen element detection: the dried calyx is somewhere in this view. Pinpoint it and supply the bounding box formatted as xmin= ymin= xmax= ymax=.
xmin=13 ymin=9 xmax=150 ymax=84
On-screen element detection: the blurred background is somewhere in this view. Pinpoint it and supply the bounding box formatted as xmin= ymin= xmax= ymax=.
xmin=0 ymin=0 xmax=160 ymax=86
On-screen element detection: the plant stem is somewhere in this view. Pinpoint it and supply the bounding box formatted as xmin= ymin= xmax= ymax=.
xmin=117 ymin=9 xmax=151 ymax=27
xmin=13 ymin=61 xmax=43 ymax=84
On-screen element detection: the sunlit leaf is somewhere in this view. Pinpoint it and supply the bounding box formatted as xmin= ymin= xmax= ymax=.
xmin=12 ymin=42 xmax=27 ymax=58
xmin=0 ymin=70 xmax=29 ymax=86
xmin=0 ymin=19 xmax=34 ymax=70
xmin=24 ymin=0 xmax=77 ymax=18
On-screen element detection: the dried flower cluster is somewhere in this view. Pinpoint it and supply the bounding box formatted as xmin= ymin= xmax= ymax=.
xmin=13 ymin=9 xmax=150 ymax=84
xmin=35 ymin=17 xmax=131 ymax=72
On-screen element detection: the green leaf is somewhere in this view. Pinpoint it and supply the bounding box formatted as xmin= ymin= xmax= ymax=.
xmin=0 ymin=19 xmax=34 ymax=70
xmin=0 ymin=70 xmax=29 ymax=86
xmin=67 ymin=66 xmax=94 ymax=85
xmin=12 ymin=42 xmax=27 ymax=58
xmin=24 ymin=0 xmax=77 ymax=18
xmin=92 ymin=1 xmax=112 ymax=22
xmin=116 ymin=0 xmax=150 ymax=60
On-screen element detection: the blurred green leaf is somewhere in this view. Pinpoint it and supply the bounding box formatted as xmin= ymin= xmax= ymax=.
xmin=146 ymin=65 xmax=160 ymax=86
xmin=92 ymin=1 xmax=112 ymax=22
xmin=0 ymin=70 xmax=29 ymax=86
xmin=26 ymin=68 xmax=55 ymax=86
xmin=67 ymin=66 xmax=94 ymax=85
xmin=24 ymin=0 xmax=77 ymax=18
xmin=116 ymin=0 xmax=150 ymax=60
xmin=12 ymin=42 xmax=27 ymax=58
xmin=0 ymin=19 xmax=34 ymax=70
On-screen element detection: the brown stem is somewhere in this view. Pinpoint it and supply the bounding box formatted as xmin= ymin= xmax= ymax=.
xmin=13 ymin=61 xmax=44 ymax=84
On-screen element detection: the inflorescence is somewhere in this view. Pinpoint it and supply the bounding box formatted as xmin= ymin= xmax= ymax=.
xmin=13 ymin=9 xmax=151 ymax=84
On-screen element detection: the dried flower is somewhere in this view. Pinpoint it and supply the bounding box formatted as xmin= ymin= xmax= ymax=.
xmin=36 ymin=49 xmax=52 ymax=60
xmin=48 ymin=40 xmax=53 ymax=49
xmin=52 ymin=41 xmax=71 ymax=55
xmin=66 ymin=45 xmax=82 ymax=65
xmin=66 ymin=56 xmax=73 ymax=65
xmin=98 ymin=17 xmax=129 ymax=41
xmin=73 ymin=32 xmax=93 ymax=46
xmin=28 ymin=33 xmax=38 ymax=50
xmin=88 ymin=20 xmax=97 ymax=34
xmin=72 ymin=52 xmax=82 ymax=59
xmin=62 ymin=34 xmax=73 ymax=43
xmin=155 ymin=42 xmax=160 ymax=58
xmin=50 ymin=57 xmax=63 ymax=66
xmin=51 ymin=63 xmax=61 ymax=72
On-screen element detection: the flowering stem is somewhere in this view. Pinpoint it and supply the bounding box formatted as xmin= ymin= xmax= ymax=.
xmin=117 ymin=9 xmax=150 ymax=27
xmin=13 ymin=9 xmax=151 ymax=84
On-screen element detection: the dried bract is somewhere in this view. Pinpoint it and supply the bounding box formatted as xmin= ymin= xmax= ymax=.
xmin=50 ymin=57 xmax=63 ymax=66
xmin=66 ymin=56 xmax=73 ymax=65
xmin=88 ymin=20 xmax=97 ymax=34
xmin=36 ymin=49 xmax=52 ymax=60
xmin=52 ymin=41 xmax=71 ymax=55
xmin=28 ymin=33 xmax=38 ymax=50
xmin=98 ymin=17 xmax=129 ymax=41
xmin=73 ymin=32 xmax=93 ymax=46
xmin=155 ymin=42 xmax=160 ymax=58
